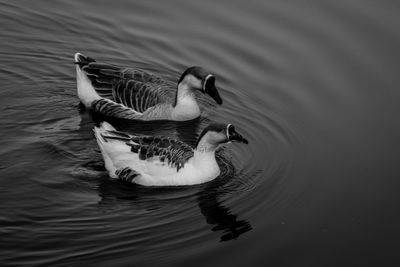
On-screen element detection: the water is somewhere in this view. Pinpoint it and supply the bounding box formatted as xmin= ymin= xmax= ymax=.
xmin=1 ymin=0 xmax=400 ymax=266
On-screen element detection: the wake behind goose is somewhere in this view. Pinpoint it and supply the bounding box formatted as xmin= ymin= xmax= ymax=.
xmin=74 ymin=53 xmax=222 ymax=121
xmin=94 ymin=122 xmax=248 ymax=186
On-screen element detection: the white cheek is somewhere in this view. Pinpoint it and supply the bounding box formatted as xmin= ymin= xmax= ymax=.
xmin=188 ymin=75 xmax=202 ymax=88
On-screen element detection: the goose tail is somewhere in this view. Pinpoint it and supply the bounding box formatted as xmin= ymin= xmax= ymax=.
xmin=74 ymin=52 xmax=101 ymax=107
xmin=74 ymin=52 xmax=95 ymax=69
xmin=94 ymin=121 xmax=117 ymax=154
xmin=94 ymin=121 xmax=117 ymax=138
xmin=93 ymin=121 xmax=120 ymax=177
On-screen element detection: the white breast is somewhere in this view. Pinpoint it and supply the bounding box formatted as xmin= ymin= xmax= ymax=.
xmin=171 ymin=94 xmax=201 ymax=121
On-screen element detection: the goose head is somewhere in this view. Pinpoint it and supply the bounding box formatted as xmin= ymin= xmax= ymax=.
xmin=178 ymin=67 xmax=223 ymax=105
xmin=195 ymin=123 xmax=248 ymax=152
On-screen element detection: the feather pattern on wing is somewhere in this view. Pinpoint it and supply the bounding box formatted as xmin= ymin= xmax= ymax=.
xmin=101 ymin=130 xmax=194 ymax=171
xmin=91 ymin=98 xmax=143 ymax=119
xmin=81 ymin=62 xmax=175 ymax=113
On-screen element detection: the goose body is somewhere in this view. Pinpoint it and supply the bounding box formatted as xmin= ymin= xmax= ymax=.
xmin=74 ymin=53 xmax=222 ymax=121
xmin=94 ymin=122 xmax=248 ymax=186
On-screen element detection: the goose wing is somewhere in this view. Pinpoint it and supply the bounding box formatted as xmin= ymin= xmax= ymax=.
xmin=101 ymin=130 xmax=194 ymax=173
xmin=82 ymin=62 xmax=175 ymax=112
xmin=126 ymin=135 xmax=194 ymax=171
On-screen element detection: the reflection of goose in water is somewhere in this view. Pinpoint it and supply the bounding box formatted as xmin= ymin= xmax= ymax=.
xmin=197 ymin=187 xmax=252 ymax=242
xmin=95 ymin=177 xmax=252 ymax=242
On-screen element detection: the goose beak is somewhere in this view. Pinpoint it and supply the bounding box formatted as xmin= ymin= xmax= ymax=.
xmin=203 ymin=75 xmax=223 ymax=105
xmin=228 ymin=128 xmax=248 ymax=144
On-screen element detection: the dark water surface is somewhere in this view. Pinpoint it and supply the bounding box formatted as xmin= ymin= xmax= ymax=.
xmin=1 ymin=0 xmax=400 ymax=266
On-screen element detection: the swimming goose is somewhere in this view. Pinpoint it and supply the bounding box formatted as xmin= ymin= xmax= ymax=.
xmin=74 ymin=53 xmax=222 ymax=121
xmin=94 ymin=122 xmax=248 ymax=186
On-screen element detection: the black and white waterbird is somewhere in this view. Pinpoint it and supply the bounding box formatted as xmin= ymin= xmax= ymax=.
xmin=74 ymin=53 xmax=222 ymax=121
xmin=94 ymin=122 xmax=248 ymax=186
